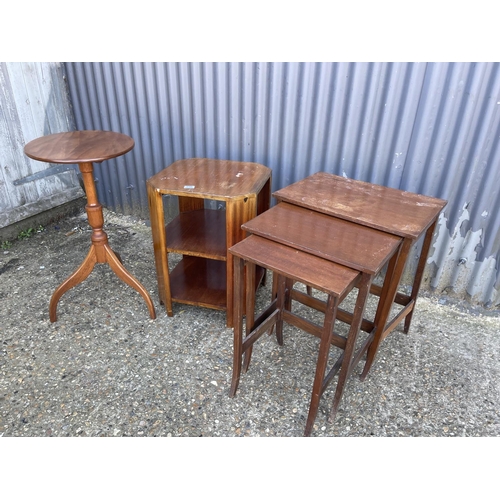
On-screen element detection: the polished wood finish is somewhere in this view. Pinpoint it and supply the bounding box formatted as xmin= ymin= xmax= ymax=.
xmin=229 ymin=234 xmax=373 ymax=436
xmin=166 ymin=209 xmax=226 ymax=259
xmin=23 ymin=130 xmax=135 ymax=164
xmin=242 ymin=200 xmax=402 ymax=354
xmin=273 ymin=171 xmax=447 ymax=239
xmin=169 ymin=256 xmax=227 ymax=309
xmin=273 ymin=172 xmax=447 ymax=377
xmin=238 ymin=203 xmax=402 ymax=433
xmin=24 ymin=131 xmax=156 ymax=322
xmin=242 ymin=202 xmax=401 ymax=275
xmin=147 ymin=158 xmax=271 ymax=327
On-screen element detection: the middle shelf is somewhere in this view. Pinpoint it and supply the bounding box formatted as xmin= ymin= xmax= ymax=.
xmin=166 ymin=208 xmax=226 ymax=259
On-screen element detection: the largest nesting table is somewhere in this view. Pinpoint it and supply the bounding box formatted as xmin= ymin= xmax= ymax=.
xmin=147 ymin=158 xmax=271 ymax=327
xmin=272 ymin=172 xmax=447 ymax=378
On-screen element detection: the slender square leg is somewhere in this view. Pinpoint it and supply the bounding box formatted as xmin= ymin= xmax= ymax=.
xmin=330 ymin=273 xmax=372 ymax=422
xmin=304 ymin=293 xmax=339 ymax=437
xmin=404 ymin=220 xmax=437 ymax=333
xmin=230 ymin=256 xmax=246 ymax=397
xmin=361 ymin=238 xmax=412 ymax=379
xmin=243 ymin=262 xmax=256 ymax=372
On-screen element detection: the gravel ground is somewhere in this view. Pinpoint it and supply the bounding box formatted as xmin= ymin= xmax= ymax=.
xmin=1 ymin=206 xmax=499 ymax=439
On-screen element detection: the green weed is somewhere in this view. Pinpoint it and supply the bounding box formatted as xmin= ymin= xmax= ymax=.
xmin=17 ymin=228 xmax=35 ymax=239
xmin=17 ymin=225 xmax=44 ymax=241
xmin=1 ymin=225 xmax=44 ymax=249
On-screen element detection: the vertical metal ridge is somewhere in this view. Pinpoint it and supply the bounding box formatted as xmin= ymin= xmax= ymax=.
xmin=64 ymin=62 xmax=500 ymax=307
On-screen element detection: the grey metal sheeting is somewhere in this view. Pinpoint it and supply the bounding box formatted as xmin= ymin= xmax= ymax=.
xmin=64 ymin=62 xmax=500 ymax=307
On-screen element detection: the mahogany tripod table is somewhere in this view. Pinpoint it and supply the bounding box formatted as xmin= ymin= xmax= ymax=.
xmin=24 ymin=130 xmax=156 ymax=322
xmin=273 ymin=172 xmax=447 ymax=378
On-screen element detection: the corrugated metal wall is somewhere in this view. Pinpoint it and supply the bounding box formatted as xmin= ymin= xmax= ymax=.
xmin=64 ymin=62 xmax=500 ymax=308
xmin=0 ymin=62 xmax=83 ymax=228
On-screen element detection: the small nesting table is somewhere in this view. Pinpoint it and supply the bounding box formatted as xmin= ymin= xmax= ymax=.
xmin=273 ymin=172 xmax=447 ymax=378
xmin=147 ymin=158 xmax=271 ymax=327
xmin=230 ymin=235 xmax=367 ymax=436
xmin=24 ymin=130 xmax=156 ymax=322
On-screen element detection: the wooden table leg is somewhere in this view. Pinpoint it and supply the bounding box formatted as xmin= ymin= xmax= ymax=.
xmin=304 ymin=293 xmax=339 ymax=437
xmin=49 ymin=246 xmax=97 ymax=322
xmin=226 ymin=196 xmax=257 ymax=328
xmin=147 ymin=181 xmax=172 ymax=314
xmin=104 ymin=244 xmax=156 ymax=319
xmin=242 ymin=262 xmax=256 ymax=373
xmin=230 ymin=255 xmax=246 ymax=397
xmin=276 ymin=277 xmax=291 ymax=347
xmin=329 ymin=273 xmax=372 ymax=421
xmin=361 ymin=238 xmax=413 ymax=379
xmin=50 ymin=162 xmax=156 ymax=322
xmin=360 ymin=221 xmax=437 ymax=378
xmin=404 ymin=220 xmax=437 ymax=333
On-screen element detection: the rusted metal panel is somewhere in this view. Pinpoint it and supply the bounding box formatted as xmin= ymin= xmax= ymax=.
xmin=64 ymin=62 xmax=500 ymax=307
xmin=0 ymin=62 xmax=84 ymax=228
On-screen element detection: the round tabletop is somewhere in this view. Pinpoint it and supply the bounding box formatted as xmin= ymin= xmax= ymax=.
xmin=24 ymin=130 xmax=134 ymax=164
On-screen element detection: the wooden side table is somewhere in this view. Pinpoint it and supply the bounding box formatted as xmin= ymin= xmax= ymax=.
xmin=273 ymin=172 xmax=447 ymax=378
xmin=147 ymin=158 xmax=271 ymax=327
xmin=229 ymin=234 xmax=368 ymax=436
xmin=24 ymin=130 xmax=156 ymax=322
